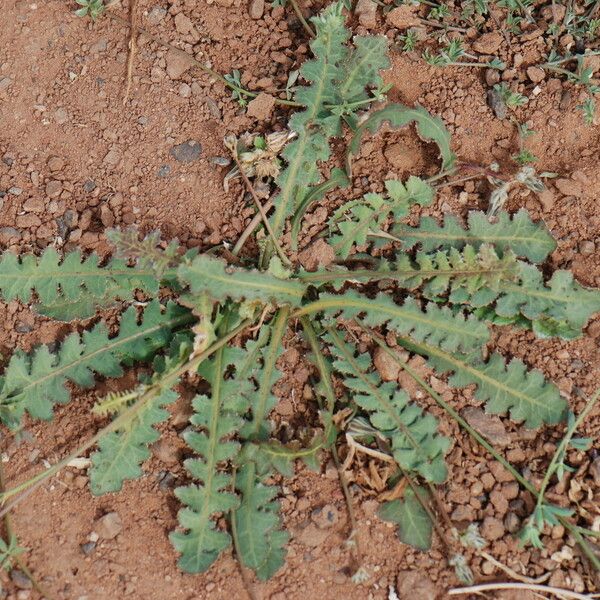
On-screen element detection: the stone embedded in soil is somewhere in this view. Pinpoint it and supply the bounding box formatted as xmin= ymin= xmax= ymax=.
xmin=94 ymin=511 xmax=123 ymax=540
xmin=170 ymin=140 xmax=203 ymax=163
xmin=47 ymin=156 xmax=64 ymax=172
xmin=461 ymin=407 xmax=511 ymax=447
xmin=537 ymin=188 xmax=555 ymax=211
xmin=554 ymin=178 xmax=583 ymax=198
xmin=80 ymin=541 xmax=96 ymax=556
xmin=373 ymin=346 xmax=400 ymax=382
xmin=297 ymin=523 xmax=330 ymax=547
xmin=249 ymin=0 xmax=265 ymax=20
xmin=527 ymin=66 xmax=545 ymax=83
xmin=45 ymin=179 xmax=62 ymax=198
xmin=246 ymin=92 xmax=276 ymax=121
xmin=310 ymin=504 xmax=339 ymax=529
xmin=579 ymin=240 xmax=595 ymax=255
xmin=481 ymin=515 xmax=505 ymax=540
xmin=174 ymin=13 xmax=195 ymax=35
xmin=165 ymin=48 xmax=193 ymax=79
xmin=386 ymin=5 xmax=420 ymax=29
xmin=0 ymin=77 xmax=12 ymax=92
xmin=10 ymin=570 xmax=32 ymax=590
xmin=147 ymin=6 xmax=167 ymax=25
xmin=472 ymin=32 xmax=503 ymax=55
xmin=395 ymin=571 xmax=436 ymax=600
xmin=487 ymin=88 xmax=506 ymax=120
xmin=54 ymin=107 xmax=69 ymax=125
xmin=298 ymin=239 xmax=334 ymax=271
xmin=355 ymin=0 xmax=377 ymax=28
xmin=150 ymin=438 xmax=181 ymax=466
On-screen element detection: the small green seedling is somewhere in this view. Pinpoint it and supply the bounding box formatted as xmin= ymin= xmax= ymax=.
xmin=74 ymin=0 xmax=106 ymax=20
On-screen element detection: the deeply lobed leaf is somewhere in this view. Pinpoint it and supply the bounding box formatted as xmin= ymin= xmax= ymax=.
xmin=232 ymin=463 xmax=288 ymax=581
xmin=327 ymin=330 xmax=450 ymax=483
xmin=0 ymin=247 xmax=159 ymax=320
xmin=0 ymin=301 xmax=191 ymax=427
xmin=398 ymin=337 xmax=567 ymax=428
xmin=299 ymin=290 xmax=489 ymax=353
xmin=378 ymin=487 xmax=433 ymax=551
xmin=178 ymin=254 xmax=306 ymax=307
xmin=393 ymin=209 xmax=556 ymax=263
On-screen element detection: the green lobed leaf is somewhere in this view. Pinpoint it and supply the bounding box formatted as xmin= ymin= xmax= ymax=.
xmin=232 ymin=462 xmax=288 ymax=580
xmin=378 ymin=488 xmax=433 ymax=551
xmin=327 ymin=330 xmax=449 ymax=483
xmin=494 ymin=264 xmax=600 ymax=335
xmin=346 ymin=103 xmax=456 ymax=176
xmin=298 ymin=290 xmax=489 ymax=353
xmin=336 ymin=35 xmax=390 ymax=104
xmin=393 ymin=209 xmax=556 ymax=264
xmin=398 ymin=337 xmax=567 ymax=428
xmin=0 ymin=247 xmax=159 ymax=320
xmin=178 ymin=254 xmax=307 ymax=307
xmin=268 ymin=2 xmax=349 ymax=240
xmin=0 ymin=301 xmax=192 ymax=427
xmin=89 ymin=386 xmax=178 ymax=495
xmin=299 ymin=245 xmax=519 ymax=302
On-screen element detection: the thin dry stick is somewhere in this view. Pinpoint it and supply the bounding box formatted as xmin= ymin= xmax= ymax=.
xmin=331 ymin=444 xmax=363 ymax=572
xmin=289 ymin=0 xmax=315 ymax=37
xmin=232 ymin=199 xmax=274 ymax=256
xmin=477 ymin=550 xmax=550 ymax=585
xmin=123 ymin=0 xmax=138 ymax=105
xmin=448 ymin=582 xmax=590 ymax=599
xmin=230 ymin=150 xmax=291 ymax=267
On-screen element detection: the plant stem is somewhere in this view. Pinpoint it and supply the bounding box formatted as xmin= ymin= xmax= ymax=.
xmin=231 ymin=149 xmax=291 ymax=267
xmin=232 ymin=199 xmax=275 ymax=256
xmin=289 ymin=0 xmax=316 ymax=37
xmin=0 ymin=319 xmax=253 ymax=517
xmin=0 ymin=463 xmax=56 ymax=600
xmin=533 ymin=389 xmax=600 ymax=516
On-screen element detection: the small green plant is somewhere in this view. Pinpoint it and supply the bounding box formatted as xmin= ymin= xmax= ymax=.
xmin=2 ymin=0 xmax=600 ymax=585
xmin=493 ymin=82 xmax=527 ymax=109
xmin=74 ymin=0 xmax=106 ymax=19
xmin=0 ymin=533 xmax=25 ymax=572
xmin=423 ymin=39 xmax=504 ymax=69
xmin=224 ymin=69 xmax=248 ymax=107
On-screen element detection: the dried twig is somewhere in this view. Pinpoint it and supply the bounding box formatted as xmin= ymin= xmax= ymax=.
xmin=123 ymin=0 xmax=138 ymax=104
xmin=448 ymin=582 xmax=590 ymax=599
